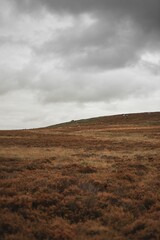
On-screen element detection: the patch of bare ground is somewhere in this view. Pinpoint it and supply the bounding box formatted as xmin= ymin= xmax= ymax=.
xmin=0 ymin=112 xmax=160 ymax=240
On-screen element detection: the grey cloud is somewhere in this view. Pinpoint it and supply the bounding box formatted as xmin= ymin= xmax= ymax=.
xmin=35 ymin=18 xmax=145 ymax=70
xmin=1 ymin=57 xmax=159 ymax=104
xmin=28 ymin=70 xmax=159 ymax=104
xmin=0 ymin=35 xmax=29 ymax=47
xmin=0 ymin=68 xmax=19 ymax=94
xmin=10 ymin=0 xmax=160 ymax=19
xmin=0 ymin=36 xmax=10 ymax=45
xmin=28 ymin=0 xmax=160 ymax=71
xmin=10 ymin=0 xmax=160 ymax=33
xmin=2 ymin=0 xmax=160 ymax=71
xmin=140 ymin=60 xmax=160 ymax=75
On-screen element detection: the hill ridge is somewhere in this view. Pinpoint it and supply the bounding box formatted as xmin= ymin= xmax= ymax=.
xmin=47 ymin=111 xmax=160 ymax=129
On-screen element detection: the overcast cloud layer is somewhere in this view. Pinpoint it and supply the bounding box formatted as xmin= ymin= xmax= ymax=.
xmin=0 ymin=0 xmax=160 ymax=129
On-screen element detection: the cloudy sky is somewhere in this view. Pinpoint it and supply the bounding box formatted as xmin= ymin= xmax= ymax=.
xmin=0 ymin=0 xmax=160 ymax=129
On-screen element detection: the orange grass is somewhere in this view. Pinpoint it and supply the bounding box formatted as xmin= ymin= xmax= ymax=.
xmin=0 ymin=112 xmax=160 ymax=240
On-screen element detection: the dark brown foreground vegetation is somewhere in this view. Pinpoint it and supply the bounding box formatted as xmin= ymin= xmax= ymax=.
xmin=0 ymin=112 xmax=160 ymax=240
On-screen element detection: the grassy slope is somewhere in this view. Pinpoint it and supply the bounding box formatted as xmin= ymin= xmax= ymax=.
xmin=0 ymin=112 xmax=160 ymax=240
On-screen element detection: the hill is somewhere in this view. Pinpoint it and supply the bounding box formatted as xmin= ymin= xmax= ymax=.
xmin=48 ymin=112 xmax=160 ymax=128
xmin=0 ymin=112 xmax=160 ymax=240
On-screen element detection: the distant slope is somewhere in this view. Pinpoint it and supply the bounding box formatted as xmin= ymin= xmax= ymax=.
xmin=47 ymin=112 xmax=160 ymax=129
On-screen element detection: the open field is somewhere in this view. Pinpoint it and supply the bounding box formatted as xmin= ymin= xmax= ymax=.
xmin=0 ymin=112 xmax=160 ymax=240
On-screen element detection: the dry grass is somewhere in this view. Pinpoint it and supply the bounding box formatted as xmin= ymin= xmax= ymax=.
xmin=0 ymin=112 xmax=160 ymax=240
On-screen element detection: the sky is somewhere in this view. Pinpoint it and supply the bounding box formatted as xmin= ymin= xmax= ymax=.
xmin=0 ymin=0 xmax=160 ymax=129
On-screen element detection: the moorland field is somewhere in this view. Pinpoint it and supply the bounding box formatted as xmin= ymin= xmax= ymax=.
xmin=0 ymin=112 xmax=160 ymax=240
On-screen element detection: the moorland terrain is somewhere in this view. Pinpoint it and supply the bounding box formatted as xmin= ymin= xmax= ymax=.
xmin=0 ymin=112 xmax=160 ymax=240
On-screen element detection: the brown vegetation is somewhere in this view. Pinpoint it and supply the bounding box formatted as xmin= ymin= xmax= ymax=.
xmin=0 ymin=112 xmax=160 ymax=240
